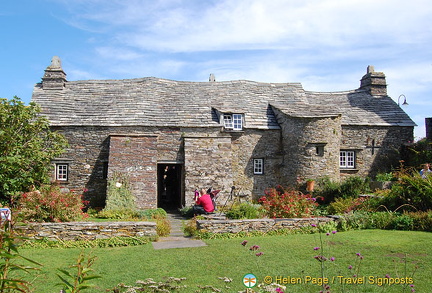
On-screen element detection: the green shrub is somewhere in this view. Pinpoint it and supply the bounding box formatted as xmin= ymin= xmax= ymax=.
xmin=365 ymin=212 xmax=396 ymax=229
xmin=16 ymin=184 xmax=87 ymax=222
xmin=225 ymin=202 xmax=264 ymax=219
xmin=183 ymin=216 xmax=203 ymax=237
xmin=375 ymin=172 xmax=396 ymax=182
xmin=135 ymin=208 xmax=167 ymax=220
xmin=155 ymin=214 xmax=171 ymax=237
xmin=337 ymin=211 xmax=370 ymax=231
xmin=382 ymin=167 xmax=432 ymax=211
xmin=96 ymin=208 xmax=136 ymax=220
xmin=315 ymin=177 xmax=341 ymax=203
xmin=105 ymin=173 xmax=135 ymax=211
xmin=389 ymin=214 xmax=414 ymax=230
xmin=327 ymin=197 xmax=366 ymax=215
xmin=258 ymin=185 xmax=318 ymax=218
xmin=315 ymin=176 xmax=370 ymax=203
xmin=178 ymin=206 xmax=194 ymax=218
xmin=407 ymin=211 xmax=432 ymax=232
xmin=339 ymin=176 xmax=370 ymax=198
xmin=337 ymin=210 xmax=432 ymax=232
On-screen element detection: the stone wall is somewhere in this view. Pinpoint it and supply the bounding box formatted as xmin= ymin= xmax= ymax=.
xmin=273 ymin=109 xmax=342 ymax=184
xmin=108 ymin=134 xmax=158 ymax=209
xmin=14 ymin=221 xmax=157 ymax=241
xmin=53 ymin=126 xmax=186 ymax=207
xmin=340 ymin=126 xmax=413 ymax=178
xmin=197 ymin=217 xmax=335 ymax=234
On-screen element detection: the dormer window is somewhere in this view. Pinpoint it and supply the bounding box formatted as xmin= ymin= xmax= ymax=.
xmin=223 ymin=113 xmax=243 ymax=131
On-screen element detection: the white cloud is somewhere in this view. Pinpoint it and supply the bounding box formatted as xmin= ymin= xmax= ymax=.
xmin=54 ymin=0 xmax=432 ymax=53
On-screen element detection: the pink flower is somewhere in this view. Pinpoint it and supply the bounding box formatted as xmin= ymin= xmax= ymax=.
xmin=348 ymin=265 xmax=353 ymax=270
xmin=241 ymin=240 xmax=248 ymax=246
xmin=314 ymin=247 xmax=320 ymax=250
xmin=249 ymin=245 xmax=260 ymax=251
xmin=256 ymin=252 xmax=264 ymax=257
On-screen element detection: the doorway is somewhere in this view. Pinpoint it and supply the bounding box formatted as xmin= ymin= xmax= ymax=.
xmin=157 ymin=163 xmax=183 ymax=210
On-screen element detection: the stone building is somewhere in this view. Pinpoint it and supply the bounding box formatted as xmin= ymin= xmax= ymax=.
xmin=32 ymin=57 xmax=416 ymax=210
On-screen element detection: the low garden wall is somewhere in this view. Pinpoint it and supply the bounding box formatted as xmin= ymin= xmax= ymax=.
xmin=196 ymin=216 xmax=336 ymax=234
xmin=14 ymin=221 xmax=157 ymax=241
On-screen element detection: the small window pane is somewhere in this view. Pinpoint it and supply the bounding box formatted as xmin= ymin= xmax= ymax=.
xmin=223 ymin=114 xmax=233 ymax=129
xmin=254 ymin=159 xmax=264 ymax=174
xmin=233 ymin=114 xmax=243 ymax=130
xmin=56 ymin=164 xmax=68 ymax=181
xmin=340 ymin=151 xmax=355 ymax=169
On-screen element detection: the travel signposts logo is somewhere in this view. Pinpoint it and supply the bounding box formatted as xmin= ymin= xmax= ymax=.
xmin=243 ymin=273 xmax=257 ymax=288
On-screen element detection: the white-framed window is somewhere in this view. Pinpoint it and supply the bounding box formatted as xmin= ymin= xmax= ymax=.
xmin=340 ymin=151 xmax=355 ymax=169
xmin=56 ymin=164 xmax=68 ymax=181
xmin=253 ymin=158 xmax=264 ymax=175
xmin=223 ymin=113 xmax=243 ymax=130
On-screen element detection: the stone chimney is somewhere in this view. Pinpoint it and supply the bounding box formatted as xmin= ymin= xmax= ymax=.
xmin=426 ymin=117 xmax=432 ymax=140
xmin=42 ymin=56 xmax=67 ymax=89
xmin=359 ymin=65 xmax=387 ymax=96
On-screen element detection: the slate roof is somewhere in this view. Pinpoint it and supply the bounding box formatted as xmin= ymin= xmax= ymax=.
xmin=32 ymin=76 xmax=416 ymax=129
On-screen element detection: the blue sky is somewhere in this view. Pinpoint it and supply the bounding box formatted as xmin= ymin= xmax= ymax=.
xmin=1 ymin=0 xmax=431 ymax=139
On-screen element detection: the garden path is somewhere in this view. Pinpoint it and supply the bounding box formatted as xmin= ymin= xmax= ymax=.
xmin=152 ymin=211 xmax=207 ymax=250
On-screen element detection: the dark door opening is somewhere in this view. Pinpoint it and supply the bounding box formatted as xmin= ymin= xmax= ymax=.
xmin=157 ymin=164 xmax=182 ymax=210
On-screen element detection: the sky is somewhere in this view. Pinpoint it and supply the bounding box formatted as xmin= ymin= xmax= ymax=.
xmin=1 ymin=0 xmax=431 ymax=139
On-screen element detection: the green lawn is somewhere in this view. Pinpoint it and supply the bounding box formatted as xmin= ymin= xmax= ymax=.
xmin=21 ymin=230 xmax=431 ymax=292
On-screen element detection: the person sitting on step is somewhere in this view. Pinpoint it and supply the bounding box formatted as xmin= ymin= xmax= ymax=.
xmin=193 ymin=188 xmax=215 ymax=215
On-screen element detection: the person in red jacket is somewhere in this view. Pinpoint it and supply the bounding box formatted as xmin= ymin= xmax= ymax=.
xmin=193 ymin=188 xmax=215 ymax=214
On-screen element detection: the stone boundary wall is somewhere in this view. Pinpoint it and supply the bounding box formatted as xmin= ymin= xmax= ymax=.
xmin=14 ymin=221 xmax=157 ymax=241
xmin=197 ymin=217 xmax=336 ymax=234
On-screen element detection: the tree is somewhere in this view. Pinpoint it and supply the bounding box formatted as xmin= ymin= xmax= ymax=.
xmin=0 ymin=96 xmax=68 ymax=204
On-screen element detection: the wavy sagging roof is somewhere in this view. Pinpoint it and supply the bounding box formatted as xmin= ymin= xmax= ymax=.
xmin=32 ymin=76 xmax=416 ymax=128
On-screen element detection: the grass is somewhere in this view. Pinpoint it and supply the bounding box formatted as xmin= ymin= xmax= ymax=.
xmin=20 ymin=230 xmax=431 ymax=292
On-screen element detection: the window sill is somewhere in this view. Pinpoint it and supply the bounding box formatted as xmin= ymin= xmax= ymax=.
xmin=222 ymin=129 xmax=244 ymax=134
xmin=340 ymin=168 xmax=359 ymax=172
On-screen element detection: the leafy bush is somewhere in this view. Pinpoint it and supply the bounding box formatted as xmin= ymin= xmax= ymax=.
xmin=327 ymin=197 xmax=366 ymax=215
xmin=389 ymin=214 xmax=414 ymax=230
xmin=375 ymin=172 xmax=396 ymax=182
xmin=95 ymin=208 xmax=136 ymax=220
xmin=16 ymin=184 xmax=87 ymax=222
xmin=406 ymin=211 xmax=432 ymax=232
xmin=183 ymin=216 xmax=203 ymax=237
xmin=382 ymin=166 xmax=432 ymax=211
xmin=135 ymin=208 xmax=167 ymax=220
xmin=155 ymin=214 xmax=171 ymax=237
xmin=21 ymin=236 xmax=153 ymax=249
xmin=96 ymin=208 xmax=167 ymax=221
xmin=338 ymin=210 xmax=432 ymax=232
xmin=339 ymin=176 xmax=370 ymax=198
xmin=314 ymin=177 xmax=341 ymax=203
xmin=225 ymin=202 xmax=264 ymax=219
xmin=402 ymin=137 xmax=432 ymax=168
xmin=315 ymin=176 xmax=370 ymax=203
xmin=258 ymin=185 xmax=318 ymax=218
xmin=337 ymin=211 xmax=370 ymax=231
xmin=364 ymin=212 xmax=396 ymax=229
xmin=0 ymin=96 xmax=68 ymax=203
xmin=0 ymin=220 xmax=41 ymax=292
xmin=178 ymin=206 xmax=194 ymax=218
